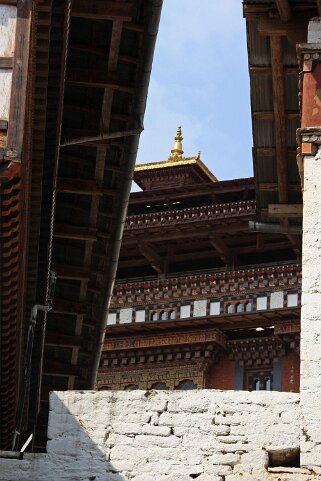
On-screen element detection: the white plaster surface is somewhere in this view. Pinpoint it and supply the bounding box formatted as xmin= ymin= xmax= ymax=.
xmin=257 ymin=296 xmax=267 ymax=310
xmin=300 ymin=148 xmax=321 ymax=469
xmin=119 ymin=308 xmax=133 ymax=324
xmin=308 ymin=18 xmax=321 ymax=43
xmin=287 ymin=293 xmax=298 ymax=308
xmin=0 ymin=6 xmax=16 ymax=56
xmin=270 ymin=291 xmax=284 ymax=309
xmin=1 ymin=390 xmax=312 ymax=481
xmin=135 ymin=310 xmax=145 ymax=322
xmin=210 ymin=301 xmax=220 ymax=315
xmin=107 ymin=312 xmax=117 ymax=325
xmin=0 ymin=6 xmax=16 ymax=120
xmin=0 ymin=69 xmax=12 ymax=119
xmin=193 ymin=299 xmax=207 ymax=317
xmin=180 ymin=304 xmax=191 ymax=318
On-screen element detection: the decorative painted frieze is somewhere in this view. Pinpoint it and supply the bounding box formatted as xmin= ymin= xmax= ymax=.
xmin=125 ymin=199 xmax=256 ymax=230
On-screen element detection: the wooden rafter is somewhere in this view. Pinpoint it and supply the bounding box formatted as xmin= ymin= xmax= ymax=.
xmin=139 ymin=242 xmax=164 ymax=275
xmin=317 ymin=0 xmax=321 ymax=16
xmin=209 ymin=235 xmax=232 ymax=265
xmin=54 ymin=264 xmax=93 ymax=280
xmin=270 ymin=36 xmax=288 ymax=204
xmin=54 ymin=224 xmax=97 ymax=241
xmin=57 ymin=178 xmax=115 ymax=196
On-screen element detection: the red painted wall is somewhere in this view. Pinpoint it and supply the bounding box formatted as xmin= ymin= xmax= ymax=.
xmin=302 ymin=63 xmax=321 ymax=128
xmin=281 ymin=350 xmax=300 ymax=393
xmin=207 ymin=356 xmax=235 ymax=390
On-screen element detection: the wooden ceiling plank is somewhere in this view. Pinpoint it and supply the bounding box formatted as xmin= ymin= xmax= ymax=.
xmin=270 ymin=36 xmax=288 ymax=205
xmin=71 ymin=0 xmax=133 ymax=22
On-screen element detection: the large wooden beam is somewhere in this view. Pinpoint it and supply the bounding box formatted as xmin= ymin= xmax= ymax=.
xmin=276 ymin=0 xmax=291 ymax=22
xmin=258 ymin=17 xmax=308 ymax=40
xmin=54 ymin=224 xmax=97 ymax=241
xmin=268 ymin=204 xmax=303 ymax=218
xmin=66 ymin=69 xmax=134 ymax=94
xmin=71 ymin=0 xmax=133 ymax=21
xmin=249 ymin=66 xmax=297 ymax=75
xmin=54 ymin=264 xmax=93 ymax=280
xmin=51 ymin=298 xmax=86 ymax=315
xmin=270 ymin=36 xmax=288 ymax=204
xmin=45 ymin=332 xmax=83 ymax=348
xmin=138 ymin=242 xmax=164 ymax=275
xmin=317 ymin=0 xmax=321 ymax=16
xmin=253 ymin=111 xmax=300 ymax=121
xmin=259 ymin=183 xmax=301 ymax=192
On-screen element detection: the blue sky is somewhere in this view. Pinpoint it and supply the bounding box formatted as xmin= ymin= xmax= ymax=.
xmin=135 ymin=0 xmax=253 ymax=186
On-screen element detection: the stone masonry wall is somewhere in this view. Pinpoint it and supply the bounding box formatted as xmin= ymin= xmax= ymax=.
xmin=300 ymin=146 xmax=321 ymax=469
xmin=2 ymin=390 xmax=315 ymax=481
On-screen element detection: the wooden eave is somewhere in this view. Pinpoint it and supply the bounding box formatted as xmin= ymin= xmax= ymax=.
xmin=243 ymin=0 xmax=317 ymax=225
xmin=0 ymin=0 xmax=163 ymax=451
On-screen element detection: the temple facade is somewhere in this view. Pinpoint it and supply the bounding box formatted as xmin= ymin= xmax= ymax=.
xmin=98 ymin=128 xmax=301 ymax=392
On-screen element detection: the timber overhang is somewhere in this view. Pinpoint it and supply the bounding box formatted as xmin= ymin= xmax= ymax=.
xmin=243 ymin=0 xmax=319 ymax=227
xmin=0 ymin=0 xmax=163 ymax=451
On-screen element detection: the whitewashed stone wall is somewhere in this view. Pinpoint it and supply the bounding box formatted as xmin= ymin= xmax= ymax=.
xmin=2 ymin=390 xmax=317 ymax=481
xmin=300 ymin=146 xmax=321 ymax=469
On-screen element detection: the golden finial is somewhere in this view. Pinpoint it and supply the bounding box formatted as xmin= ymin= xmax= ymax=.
xmin=169 ymin=126 xmax=184 ymax=160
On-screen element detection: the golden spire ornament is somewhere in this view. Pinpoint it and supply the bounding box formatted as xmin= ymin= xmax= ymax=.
xmin=169 ymin=126 xmax=184 ymax=159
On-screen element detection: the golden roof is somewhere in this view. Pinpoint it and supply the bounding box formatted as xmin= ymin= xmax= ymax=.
xmin=135 ymin=127 xmax=218 ymax=183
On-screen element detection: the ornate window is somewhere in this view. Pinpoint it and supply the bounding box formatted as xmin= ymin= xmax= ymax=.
xmin=245 ymin=369 xmax=273 ymax=391
xmin=245 ymin=301 xmax=252 ymax=312
xmin=175 ymin=379 xmax=197 ymax=390
xmin=150 ymin=382 xmax=167 ymax=390
xmin=124 ymin=384 xmax=139 ymax=391
xmin=169 ymin=309 xmax=176 ymax=319
xmin=226 ymin=303 xmax=233 ymax=314
xmin=150 ymin=311 xmax=158 ymax=321
xmin=160 ymin=310 xmax=167 ymax=320
xmin=236 ymin=303 xmax=243 ymax=313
